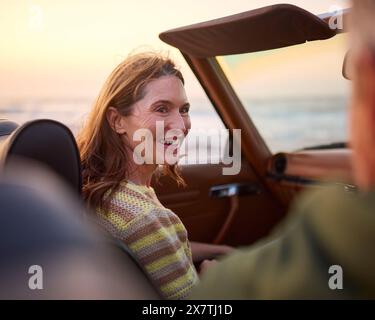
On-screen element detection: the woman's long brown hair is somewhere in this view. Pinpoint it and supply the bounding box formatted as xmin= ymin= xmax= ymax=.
xmin=77 ymin=52 xmax=185 ymax=210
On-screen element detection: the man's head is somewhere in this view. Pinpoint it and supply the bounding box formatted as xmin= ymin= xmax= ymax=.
xmin=349 ymin=0 xmax=375 ymax=191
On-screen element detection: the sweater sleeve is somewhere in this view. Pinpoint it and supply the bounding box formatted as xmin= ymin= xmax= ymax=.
xmin=98 ymin=188 xmax=199 ymax=300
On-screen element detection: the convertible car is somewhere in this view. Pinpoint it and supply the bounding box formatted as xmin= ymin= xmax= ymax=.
xmin=0 ymin=4 xmax=350 ymax=297
xmin=157 ymin=3 xmax=350 ymax=246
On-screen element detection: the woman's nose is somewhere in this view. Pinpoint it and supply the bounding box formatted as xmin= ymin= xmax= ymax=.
xmin=166 ymin=112 xmax=187 ymax=135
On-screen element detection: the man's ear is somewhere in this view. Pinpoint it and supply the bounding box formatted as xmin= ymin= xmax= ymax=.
xmin=106 ymin=107 xmax=127 ymax=134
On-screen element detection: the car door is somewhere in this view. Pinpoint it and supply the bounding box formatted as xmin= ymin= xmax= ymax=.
xmin=154 ymin=161 xmax=285 ymax=247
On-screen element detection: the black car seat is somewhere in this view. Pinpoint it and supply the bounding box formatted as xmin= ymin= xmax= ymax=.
xmin=0 ymin=118 xmax=162 ymax=297
xmin=0 ymin=119 xmax=82 ymax=195
xmin=0 ymin=164 xmax=160 ymax=299
xmin=0 ymin=119 xmax=19 ymax=139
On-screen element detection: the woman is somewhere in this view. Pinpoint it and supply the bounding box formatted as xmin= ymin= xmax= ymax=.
xmin=78 ymin=52 xmax=232 ymax=299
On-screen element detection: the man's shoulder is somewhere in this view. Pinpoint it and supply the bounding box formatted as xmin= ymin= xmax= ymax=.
xmin=191 ymin=185 xmax=375 ymax=299
xmin=291 ymin=184 xmax=375 ymax=237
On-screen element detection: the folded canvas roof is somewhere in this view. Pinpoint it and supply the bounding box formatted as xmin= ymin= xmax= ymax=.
xmin=159 ymin=4 xmax=339 ymax=58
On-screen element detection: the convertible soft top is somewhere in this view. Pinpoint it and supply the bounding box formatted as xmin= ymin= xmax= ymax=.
xmin=159 ymin=4 xmax=338 ymax=58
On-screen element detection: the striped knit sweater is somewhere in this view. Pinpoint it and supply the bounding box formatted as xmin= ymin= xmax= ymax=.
xmin=97 ymin=180 xmax=199 ymax=299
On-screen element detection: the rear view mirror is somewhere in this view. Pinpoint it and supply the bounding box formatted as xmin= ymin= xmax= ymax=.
xmin=342 ymin=50 xmax=353 ymax=80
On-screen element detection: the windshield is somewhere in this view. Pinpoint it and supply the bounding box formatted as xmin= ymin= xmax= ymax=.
xmin=218 ymin=34 xmax=350 ymax=153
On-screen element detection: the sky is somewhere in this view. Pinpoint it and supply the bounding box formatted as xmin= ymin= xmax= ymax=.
xmin=220 ymin=33 xmax=350 ymax=99
xmin=0 ymin=0 xmax=349 ymax=102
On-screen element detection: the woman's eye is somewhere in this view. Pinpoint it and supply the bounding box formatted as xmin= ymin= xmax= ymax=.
xmin=156 ymin=106 xmax=168 ymax=113
xmin=180 ymin=107 xmax=190 ymax=114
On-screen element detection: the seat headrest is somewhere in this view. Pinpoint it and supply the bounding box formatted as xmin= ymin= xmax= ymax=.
xmin=1 ymin=119 xmax=82 ymax=195
xmin=0 ymin=119 xmax=19 ymax=137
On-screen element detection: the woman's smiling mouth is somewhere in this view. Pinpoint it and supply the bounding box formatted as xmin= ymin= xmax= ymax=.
xmin=158 ymin=137 xmax=182 ymax=148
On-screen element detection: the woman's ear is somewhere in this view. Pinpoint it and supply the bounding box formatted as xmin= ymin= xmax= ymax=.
xmin=106 ymin=107 xmax=127 ymax=134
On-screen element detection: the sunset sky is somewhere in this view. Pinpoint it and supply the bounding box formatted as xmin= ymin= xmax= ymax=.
xmin=0 ymin=0 xmax=349 ymax=102
xmin=219 ymin=33 xmax=350 ymax=99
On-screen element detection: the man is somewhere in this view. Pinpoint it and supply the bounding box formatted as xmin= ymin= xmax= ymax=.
xmin=191 ymin=0 xmax=375 ymax=299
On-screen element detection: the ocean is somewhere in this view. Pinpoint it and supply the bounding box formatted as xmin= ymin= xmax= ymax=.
xmin=0 ymin=96 xmax=348 ymax=164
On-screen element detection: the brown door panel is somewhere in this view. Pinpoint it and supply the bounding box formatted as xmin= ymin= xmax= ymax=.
xmin=269 ymin=149 xmax=353 ymax=182
xmin=267 ymin=149 xmax=355 ymax=203
xmin=153 ymin=162 xmax=285 ymax=247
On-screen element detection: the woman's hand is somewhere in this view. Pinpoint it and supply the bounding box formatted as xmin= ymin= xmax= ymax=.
xmin=190 ymin=242 xmax=235 ymax=263
xmin=216 ymin=244 xmax=234 ymax=256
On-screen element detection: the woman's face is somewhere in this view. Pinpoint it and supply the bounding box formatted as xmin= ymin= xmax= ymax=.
xmin=121 ymin=75 xmax=191 ymax=165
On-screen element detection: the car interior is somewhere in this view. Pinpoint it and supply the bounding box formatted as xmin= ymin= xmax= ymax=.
xmin=0 ymin=3 xmax=352 ymax=298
